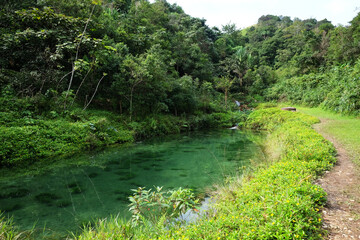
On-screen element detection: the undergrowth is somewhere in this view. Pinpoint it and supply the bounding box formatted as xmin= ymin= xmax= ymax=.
xmin=267 ymin=60 xmax=360 ymax=115
xmin=0 ymin=92 xmax=247 ymax=168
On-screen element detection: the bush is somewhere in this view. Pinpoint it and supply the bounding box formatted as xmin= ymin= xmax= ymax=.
xmin=0 ymin=117 xmax=134 ymax=167
xmin=128 ymin=115 xmax=182 ymax=139
xmin=267 ymin=60 xmax=360 ymax=115
xmin=245 ymin=107 xmax=319 ymax=130
xmin=128 ymin=187 xmax=198 ymax=226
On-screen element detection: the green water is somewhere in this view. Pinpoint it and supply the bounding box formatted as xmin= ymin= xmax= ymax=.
xmin=0 ymin=130 xmax=261 ymax=238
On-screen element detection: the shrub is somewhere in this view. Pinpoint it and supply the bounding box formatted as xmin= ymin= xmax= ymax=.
xmin=128 ymin=187 xmax=198 ymax=227
xmin=245 ymin=107 xmax=319 ymax=130
xmin=267 ymin=60 xmax=360 ymax=115
xmin=0 ymin=117 xmax=134 ymax=167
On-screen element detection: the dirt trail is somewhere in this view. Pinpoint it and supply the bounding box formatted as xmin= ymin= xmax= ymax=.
xmin=314 ymin=119 xmax=360 ymax=239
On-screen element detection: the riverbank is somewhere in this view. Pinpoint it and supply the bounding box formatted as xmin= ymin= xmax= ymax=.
xmin=0 ymin=107 xmax=341 ymax=239
xmin=0 ymin=106 xmax=248 ymax=239
xmin=73 ymin=107 xmax=337 ymax=239
xmin=0 ymin=102 xmax=246 ymax=168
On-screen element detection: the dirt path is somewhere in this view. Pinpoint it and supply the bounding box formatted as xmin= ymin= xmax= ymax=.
xmin=314 ymin=119 xmax=360 ymax=239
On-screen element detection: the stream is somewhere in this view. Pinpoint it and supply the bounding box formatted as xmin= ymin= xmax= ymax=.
xmin=0 ymin=129 xmax=262 ymax=238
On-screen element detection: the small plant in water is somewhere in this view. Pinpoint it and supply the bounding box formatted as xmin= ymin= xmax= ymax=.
xmin=128 ymin=186 xmax=198 ymax=227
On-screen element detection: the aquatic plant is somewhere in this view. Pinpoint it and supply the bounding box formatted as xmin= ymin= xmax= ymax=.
xmin=67 ymin=183 xmax=84 ymax=194
xmin=56 ymin=201 xmax=71 ymax=208
xmin=88 ymin=172 xmax=98 ymax=178
xmin=35 ymin=193 xmax=61 ymax=206
xmin=0 ymin=188 xmax=30 ymax=199
xmin=2 ymin=204 xmax=23 ymax=212
xmin=118 ymin=173 xmax=136 ymax=181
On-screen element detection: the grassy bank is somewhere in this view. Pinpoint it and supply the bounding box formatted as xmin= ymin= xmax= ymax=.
xmin=0 ymin=107 xmax=337 ymax=239
xmin=297 ymin=107 xmax=360 ymax=167
xmin=70 ymin=107 xmax=336 ymax=239
xmin=0 ymin=95 xmax=246 ymax=168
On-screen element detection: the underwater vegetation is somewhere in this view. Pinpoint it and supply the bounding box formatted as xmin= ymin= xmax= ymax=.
xmin=88 ymin=172 xmax=99 ymax=178
xmin=0 ymin=188 xmax=30 ymax=199
xmin=118 ymin=173 xmax=136 ymax=181
xmin=67 ymin=183 xmax=84 ymax=194
xmin=2 ymin=204 xmax=23 ymax=212
xmin=35 ymin=193 xmax=61 ymax=206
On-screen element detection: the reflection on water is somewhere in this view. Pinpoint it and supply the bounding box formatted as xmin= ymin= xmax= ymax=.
xmin=0 ymin=130 xmax=261 ymax=237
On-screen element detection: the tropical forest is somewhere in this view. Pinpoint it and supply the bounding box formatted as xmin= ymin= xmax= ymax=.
xmin=1 ymin=0 xmax=360 ymax=239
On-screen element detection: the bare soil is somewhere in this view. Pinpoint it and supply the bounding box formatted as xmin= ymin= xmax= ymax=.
xmin=314 ymin=119 xmax=360 ymax=239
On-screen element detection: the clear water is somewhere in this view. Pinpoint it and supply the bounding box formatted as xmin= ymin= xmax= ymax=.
xmin=0 ymin=130 xmax=261 ymax=238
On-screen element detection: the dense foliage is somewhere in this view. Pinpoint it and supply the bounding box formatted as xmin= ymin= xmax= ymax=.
xmin=3 ymin=0 xmax=358 ymax=119
xmin=1 ymin=0 xmax=360 ymax=238
xmin=267 ymin=60 xmax=360 ymax=114
xmin=0 ymin=93 xmax=246 ymax=167
xmin=1 ymin=0 xmax=359 ymax=167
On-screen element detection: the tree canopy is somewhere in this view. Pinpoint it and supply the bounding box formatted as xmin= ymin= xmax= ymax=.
xmin=1 ymin=0 xmax=360 ymax=116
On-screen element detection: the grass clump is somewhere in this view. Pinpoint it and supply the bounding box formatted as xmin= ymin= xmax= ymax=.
xmin=0 ymin=213 xmax=32 ymax=240
xmin=245 ymin=107 xmax=319 ymax=130
xmin=73 ymin=107 xmax=336 ymax=239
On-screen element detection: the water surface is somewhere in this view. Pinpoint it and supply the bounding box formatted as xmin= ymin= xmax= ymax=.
xmin=0 ymin=130 xmax=261 ymax=237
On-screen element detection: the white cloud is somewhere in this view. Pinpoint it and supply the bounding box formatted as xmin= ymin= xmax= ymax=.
xmin=151 ymin=0 xmax=359 ymax=28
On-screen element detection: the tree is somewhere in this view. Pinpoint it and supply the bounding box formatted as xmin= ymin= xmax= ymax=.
xmin=220 ymin=46 xmax=253 ymax=89
xmin=215 ymin=76 xmax=234 ymax=111
xmin=121 ymin=54 xmax=150 ymax=121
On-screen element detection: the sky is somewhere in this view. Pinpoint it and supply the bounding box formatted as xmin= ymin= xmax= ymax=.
xmin=151 ymin=0 xmax=360 ymax=29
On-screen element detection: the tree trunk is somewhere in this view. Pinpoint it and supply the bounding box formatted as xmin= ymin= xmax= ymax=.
xmin=130 ymin=87 xmax=134 ymax=121
xmin=225 ymin=88 xmax=228 ymax=111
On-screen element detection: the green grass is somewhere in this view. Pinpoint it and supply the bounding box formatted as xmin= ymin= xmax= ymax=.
xmin=0 ymin=214 xmax=33 ymax=240
xmin=297 ymin=107 xmax=360 ymax=167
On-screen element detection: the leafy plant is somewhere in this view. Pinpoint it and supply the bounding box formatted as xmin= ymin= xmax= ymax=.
xmin=128 ymin=187 xmax=198 ymax=227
